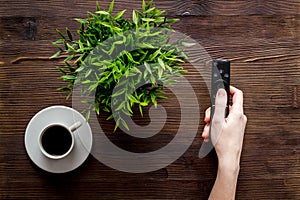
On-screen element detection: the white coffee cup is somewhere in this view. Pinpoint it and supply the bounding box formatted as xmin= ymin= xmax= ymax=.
xmin=38 ymin=121 xmax=82 ymax=160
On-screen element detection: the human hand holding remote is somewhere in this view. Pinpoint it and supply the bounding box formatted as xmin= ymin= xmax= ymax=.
xmin=202 ymin=86 xmax=247 ymax=199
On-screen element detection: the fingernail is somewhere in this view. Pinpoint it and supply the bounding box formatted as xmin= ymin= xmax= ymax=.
xmin=217 ymin=89 xmax=226 ymax=97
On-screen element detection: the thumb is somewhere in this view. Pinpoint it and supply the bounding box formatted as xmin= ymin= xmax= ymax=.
xmin=212 ymin=89 xmax=227 ymax=126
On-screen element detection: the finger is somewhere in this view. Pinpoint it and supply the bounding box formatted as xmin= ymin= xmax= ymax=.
xmin=230 ymin=86 xmax=244 ymax=114
xmin=212 ymin=89 xmax=227 ymax=127
xmin=204 ymin=107 xmax=211 ymax=123
xmin=202 ymin=123 xmax=210 ymax=141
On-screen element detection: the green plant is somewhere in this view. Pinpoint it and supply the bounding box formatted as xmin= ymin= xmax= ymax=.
xmin=51 ymin=0 xmax=190 ymax=131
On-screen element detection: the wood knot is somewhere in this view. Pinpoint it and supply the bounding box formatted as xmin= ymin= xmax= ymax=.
xmin=25 ymin=19 xmax=38 ymax=40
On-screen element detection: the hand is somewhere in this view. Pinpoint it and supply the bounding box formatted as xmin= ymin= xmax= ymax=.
xmin=202 ymin=86 xmax=247 ymax=169
xmin=204 ymin=86 xmax=247 ymax=200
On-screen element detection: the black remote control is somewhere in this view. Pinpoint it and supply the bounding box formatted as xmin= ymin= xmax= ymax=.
xmin=211 ymin=59 xmax=230 ymax=118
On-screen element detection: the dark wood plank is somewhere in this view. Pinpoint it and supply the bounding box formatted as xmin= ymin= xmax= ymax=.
xmin=0 ymin=0 xmax=300 ymax=199
xmin=0 ymin=0 xmax=299 ymax=17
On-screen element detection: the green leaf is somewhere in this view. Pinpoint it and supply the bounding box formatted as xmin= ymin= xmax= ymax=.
xmin=150 ymin=92 xmax=158 ymax=107
xmin=140 ymin=102 xmax=148 ymax=106
xmin=144 ymin=62 xmax=152 ymax=74
xmin=66 ymin=43 xmax=76 ymax=53
xmin=64 ymin=55 xmax=74 ymax=62
xmin=81 ymin=80 xmax=91 ymax=84
xmin=56 ymin=29 xmax=66 ymax=40
xmin=142 ymin=18 xmax=155 ymax=22
xmin=85 ymin=110 xmax=91 ymax=121
xmin=120 ymin=118 xmax=129 ymax=131
xmin=94 ymin=102 xmax=100 ymax=115
xmin=74 ymin=18 xmax=89 ymax=24
xmin=107 ymin=114 xmax=114 ymax=120
xmin=84 ymin=69 xmax=91 ymax=78
xmin=181 ymin=42 xmax=196 ymax=47
xmin=138 ymin=43 xmax=154 ymax=49
xmin=142 ymin=0 xmax=146 ymax=11
xmin=158 ymin=66 xmax=163 ymax=79
xmin=115 ymin=101 xmax=125 ymax=111
xmin=139 ymin=105 xmax=143 ymax=116
xmin=126 ymin=52 xmax=139 ymax=64
xmin=62 ymin=75 xmax=76 ymax=80
xmin=145 ymin=7 xmax=155 ymax=13
xmin=129 ymin=94 xmax=139 ymax=104
xmin=50 ymin=51 xmax=61 ymax=59
xmin=75 ymin=65 xmax=85 ymax=73
xmin=88 ymin=83 xmax=98 ymax=91
xmin=150 ymin=75 xmax=156 ymax=85
xmin=96 ymin=1 xmax=100 ymax=12
xmin=108 ymin=0 xmax=114 ymax=13
xmin=166 ymin=18 xmax=180 ymax=23
xmin=114 ymin=9 xmax=126 ymax=20
xmin=114 ymin=119 xmax=120 ymax=132
xmin=57 ymin=86 xmax=71 ymax=92
xmin=126 ymin=102 xmax=133 ymax=114
xmin=112 ymin=88 xmax=126 ymax=97
xmin=132 ymin=10 xmax=138 ymax=25
xmin=57 ymin=67 xmax=67 ymax=75
xmin=96 ymin=11 xmax=110 ymax=15
xmin=158 ymin=58 xmax=165 ymax=70
xmin=103 ymin=106 xmax=110 ymax=113
xmin=66 ymin=28 xmax=73 ymax=41
xmin=52 ymin=42 xmax=63 ymax=52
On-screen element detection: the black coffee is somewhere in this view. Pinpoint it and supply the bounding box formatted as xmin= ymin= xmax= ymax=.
xmin=41 ymin=125 xmax=72 ymax=156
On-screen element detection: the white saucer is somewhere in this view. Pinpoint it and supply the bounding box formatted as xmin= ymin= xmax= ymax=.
xmin=24 ymin=105 xmax=93 ymax=173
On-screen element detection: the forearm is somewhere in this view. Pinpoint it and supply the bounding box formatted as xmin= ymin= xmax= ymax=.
xmin=208 ymin=161 xmax=240 ymax=200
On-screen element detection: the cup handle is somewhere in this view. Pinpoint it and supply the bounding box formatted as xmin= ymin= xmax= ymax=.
xmin=69 ymin=121 xmax=82 ymax=132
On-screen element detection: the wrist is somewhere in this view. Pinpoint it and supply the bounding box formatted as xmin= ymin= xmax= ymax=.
xmin=218 ymin=157 xmax=240 ymax=174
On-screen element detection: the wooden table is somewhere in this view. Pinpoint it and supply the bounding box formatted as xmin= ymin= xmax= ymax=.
xmin=0 ymin=0 xmax=299 ymax=199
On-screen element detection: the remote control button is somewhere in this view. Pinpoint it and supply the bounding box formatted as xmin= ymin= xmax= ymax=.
xmin=217 ymin=83 xmax=225 ymax=89
xmin=219 ymin=69 xmax=224 ymax=74
xmin=224 ymin=73 xmax=229 ymax=78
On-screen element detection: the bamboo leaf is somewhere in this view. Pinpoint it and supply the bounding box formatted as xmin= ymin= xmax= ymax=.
xmin=132 ymin=10 xmax=138 ymax=25
xmin=86 ymin=110 xmax=91 ymax=121
xmin=66 ymin=28 xmax=73 ymax=41
xmin=88 ymin=83 xmax=98 ymax=91
xmin=96 ymin=11 xmax=110 ymax=15
xmin=142 ymin=0 xmax=146 ymax=11
xmin=115 ymin=101 xmax=125 ymax=111
xmin=166 ymin=18 xmax=180 ymax=23
xmin=50 ymin=51 xmax=61 ymax=59
xmin=181 ymin=42 xmax=196 ymax=47
xmin=158 ymin=66 xmax=163 ymax=79
xmin=96 ymin=1 xmax=100 ymax=12
xmin=112 ymin=88 xmax=126 ymax=97
xmin=139 ymin=105 xmax=143 ymax=116
xmin=144 ymin=62 xmax=152 ymax=74
xmin=62 ymin=75 xmax=76 ymax=80
xmin=56 ymin=29 xmax=66 ymax=40
xmin=140 ymin=102 xmax=148 ymax=106
xmin=120 ymin=118 xmax=129 ymax=131
xmin=108 ymin=0 xmax=114 ymax=13
xmin=145 ymin=7 xmax=155 ymax=13
xmin=57 ymin=67 xmax=67 ymax=75
xmin=114 ymin=119 xmax=120 ymax=132
xmin=74 ymin=18 xmax=89 ymax=24
xmin=158 ymin=58 xmax=165 ymax=70
xmin=81 ymin=80 xmax=91 ymax=84
xmin=52 ymin=42 xmax=63 ymax=52
xmin=94 ymin=102 xmax=100 ymax=115
xmin=114 ymin=9 xmax=126 ymax=20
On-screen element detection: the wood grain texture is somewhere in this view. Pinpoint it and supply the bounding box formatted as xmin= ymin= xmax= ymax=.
xmin=0 ymin=0 xmax=300 ymax=199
